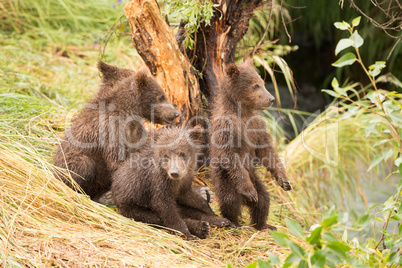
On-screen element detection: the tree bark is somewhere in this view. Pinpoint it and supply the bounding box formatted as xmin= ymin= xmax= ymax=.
xmin=125 ymin=0 xmax=264 ymax=118
xmin=125 ymin=0 xmax=202 ymax=123
xmin=186 ymin=0 xmax=262 ymax=102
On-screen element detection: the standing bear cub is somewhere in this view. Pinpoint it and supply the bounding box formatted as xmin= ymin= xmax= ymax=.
xmin=209 ymin=61 xmax=292 ymax=231
xmin=53 ymin=61 xmax=179 ymax=201
xmin=112 ymin=126 xmax=231 ymax=240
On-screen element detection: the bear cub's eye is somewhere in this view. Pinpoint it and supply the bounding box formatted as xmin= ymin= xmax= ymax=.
xmin=252 ymin=84 xmax=259 ymax=91
xmin=163 ymin=154 xmax=169 ymax=160
xmin=179 ymin=152 xmax=186 ymax=158
xmin=159 ymin=95 xmax=165 ymax=102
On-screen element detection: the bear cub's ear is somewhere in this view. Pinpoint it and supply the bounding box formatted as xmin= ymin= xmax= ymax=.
xmin=98 ymin=61 xmax=118 ymax=82
xmin=225 ymin=63 xmax=240 ymax=78
xmin=134 ymin=67 xmax=149 ymax=91
xmin=244 ymin=58 xmax=254 ymax=67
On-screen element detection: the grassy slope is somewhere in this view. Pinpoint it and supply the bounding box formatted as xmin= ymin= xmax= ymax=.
xmin=0 ymin=1 xmax=300 ymax=266
xmin=0 ymin=31 xmax=303 ymax=266
xmin=0 ymin=0 xmax=392 ymax=267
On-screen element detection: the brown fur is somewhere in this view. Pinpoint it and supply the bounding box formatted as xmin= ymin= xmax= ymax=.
xmin=53 ymin=61 xmax=179 ymax=200
xmin=111 ymin=126 xmax=231 ymax=240
xmin=209 ymin=62 xmax=292 ymax=231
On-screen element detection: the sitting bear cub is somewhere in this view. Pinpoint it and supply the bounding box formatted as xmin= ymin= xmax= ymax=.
xmin=53 ymin=61 xmax=179 ymax=201
xmin=112 ymin=126 xmax=231 ymax=240
xmin=210 ymin=61 xmax=292 ymax=231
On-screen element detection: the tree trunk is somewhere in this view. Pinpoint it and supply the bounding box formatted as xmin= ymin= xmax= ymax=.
xmin=124 ymin=0 xmax=264 ymax=118
xmin=125 ymin=0 xmax=202 ymax=123
xmin=186 ymin=0 xmax=262 ymax=102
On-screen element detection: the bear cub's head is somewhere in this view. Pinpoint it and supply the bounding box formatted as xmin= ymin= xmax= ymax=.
xmin=153 ymin=126 xmax=201 ymax=181
xmin=134 ymin=68 xmax=180 ymax=124
xmin=224 ymin=61 xmax=275 ymax=110
xmin=98 ymin=61 xmax=179 ymax=125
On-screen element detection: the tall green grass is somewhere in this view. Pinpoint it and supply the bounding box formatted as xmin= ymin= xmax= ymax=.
xmin=1 ymin=0 xmax=125 ymax=44
xmin=283 ymin=103 xmax=393 ymax=213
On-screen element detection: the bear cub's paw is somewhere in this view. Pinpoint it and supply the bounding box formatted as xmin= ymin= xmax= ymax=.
xmin=240 ymin=185 xmax=258 ymax=202
xmin=207 ymin=216 xmax=233 ymax=227
xmin=256 ymin=224 xmax=277 ymax=231
xmin=281 ymin=180 xmax=293 ymax=191
xmin=274 ymin=173 xmax=293 ymax=191
xmin=193 ymin=221 xmax=210 ymax=239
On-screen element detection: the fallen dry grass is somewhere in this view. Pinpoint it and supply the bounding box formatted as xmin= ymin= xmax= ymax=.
xmin=0 ymin=23 xmax=302 ymax=266
xmin=0 ymin=132 xmax=305 ymax=267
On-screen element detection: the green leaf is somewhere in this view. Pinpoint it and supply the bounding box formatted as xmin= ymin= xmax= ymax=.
xmin=373 ymin=139 xmax=389 ymax=147
xmin=382 ymin=195 xmax=395 ymax=220
xmin=307 ymin=226 xmax=322 ymax=245
xmin=322 ymin=89 xmax=340 ymax=98
xmin=270 ymin=231 xmax=290 ymax=247
xmin=389 ymin=113 xmax=402 ymax=128
xmin=341 ymin=106 xmax=360 ymax=119
xmin=367 ymin=91 xmax=385 ymax=109
xmin=355 ymin=101 xmax=371 ymax=107
xmin=267 ymin=253 xmax=280 ymax=266
xmin=369 ymin=61 xmax=386 ymax=70
xmin=298 ymin=260 xmax=308 ymax=268
xmin=332 ymin=53 xmax=356 ymax=67
xmin=382 ymin=195 xmax=395 ymax=211
xmin=329 ymin=77 xmax=347 ymax=97
xmin=383 ymin=100 xmax=400 ymax=113
xmin=357 ymin=214 xmax=370 ymax=228
xmin=331 ymin=77 xmax=339 ymax=89
xmin=327 ymin=240 xmax=351 ymax=256
xmin=399 ymin=162 xmax=402 ymax=177
xmin=322 ymin=216 xmax=338 ymax=228
xmin=335 ymin=38 xmax=354 ymax=55
xmin=369 ymin=204 xmax=381 ymax=211
xmin=351 ymin=30 xmax=364 ymax=48
xmin=311 ymin=250 xmax=326 ymax=267
xmin=369 ymin=69 xmax=380 ymax=77
xmin=368 ymin=148 xmax=394 ymax=171
xmin=245 ymin=261 xmax=257 ymax=268
xmin=323 ymin=250 xmax=342 ymax=268
xmin=289 ymin=242 xmax=306 ymax=258
xmin=369 ymin=61 xmax=386 ymax=77
xmin=395 ymin=156 xmax=402 ymax=167
xmin=334 ymin=21 xmax=350 ymax=30
xmin=385 ymin=237 xmax=395 ymax=249
xmin=322 ymin=232 xmax=338 ymax=242
xmin=387 ymin=251 xmax=398 ymax=264
xmin=286 ymin=219 xmax=305 ymax=239
xmin=284 ymin=253 xmax=301 ymax=265
xmin=352 ymin=16 xmax=361 ymax=27
xmin=342 ymin=229 xmax=348 ymax=242
xmin=257 ymin=259 xmax=271 ymax=268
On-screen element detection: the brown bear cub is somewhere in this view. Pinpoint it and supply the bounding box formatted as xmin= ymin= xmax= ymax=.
xmin=209 ymin=62 xmax=292 ymax=231
xmin=112 ymin=126 xmax=231 ymax=240
xmin=53 ymin=61 xmax=179 ymax=201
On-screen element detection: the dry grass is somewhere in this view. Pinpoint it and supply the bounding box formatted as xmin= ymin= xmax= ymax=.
xmin=0 ymin=133 xmax=304 ymax=267
xmin=0 ymin=96 xmax=387 ymax=267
